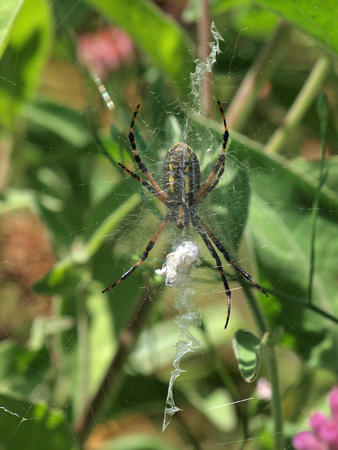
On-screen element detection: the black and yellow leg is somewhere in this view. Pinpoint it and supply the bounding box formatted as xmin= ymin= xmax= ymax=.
xmin=195 ymin=100 xmax=229 ymax=204
xmin=192 ymin=215 xmax=232 ymax=329
xmin=199 ymin=219 xmax=269 ymax=298
xmin=118 ymin=163 xmax=166 ymax=204
xmin=128 ymin=105 xmax=168 ymax=202
xmin=102 ymin=217 xmax=168 ymax=293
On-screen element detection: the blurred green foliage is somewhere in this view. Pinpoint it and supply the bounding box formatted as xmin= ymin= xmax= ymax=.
xmin=0 ymin=0 xmax=337 ymax=449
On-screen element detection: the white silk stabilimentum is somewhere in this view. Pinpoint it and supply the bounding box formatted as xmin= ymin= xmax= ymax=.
xmin=155 ymin=241 xmax=200 ymax=288
xmin=157 ymin=242 xmax=202 ymax=432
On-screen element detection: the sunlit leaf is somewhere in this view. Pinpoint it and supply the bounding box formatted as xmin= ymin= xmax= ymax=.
xmin=233 ymin=329 xmax=267 ymax=382
xmin=0 ymin=394 xmax=74 ymax=449
xmin=0 ymin=0 xmax=52 ymax=127
xmin=0 ymin=0 xmax=25 ymax=57
xmin=255 ymin=0 xmax=338 ymax=53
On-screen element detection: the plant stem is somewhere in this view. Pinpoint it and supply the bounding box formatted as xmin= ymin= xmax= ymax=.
xmin=266 ymin=55 xmax=331 ymax=154
xmin=308 ymin=92 xmax=328 ymax=303
xmin=198 ymin=0 xmax=213 ymax=117
xmin=244 ymin=286 xmax=284 ymax=449
xmin=227 ymin=22 xmax=291 ymax=132
xmin=74 ymin=292 xmax=90 ymax=426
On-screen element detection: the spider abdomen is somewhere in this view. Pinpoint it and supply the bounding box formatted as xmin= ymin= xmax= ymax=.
xmin=162 ymin=142 xmax=201 ymax=228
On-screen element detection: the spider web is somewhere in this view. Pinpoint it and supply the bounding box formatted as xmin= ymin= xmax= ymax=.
xmin=0 ymin=1 xmax=337 ymax=449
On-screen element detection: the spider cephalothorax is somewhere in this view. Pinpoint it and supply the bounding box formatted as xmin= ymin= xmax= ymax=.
xmin=102 ymin=101 xmax=268 ymax=328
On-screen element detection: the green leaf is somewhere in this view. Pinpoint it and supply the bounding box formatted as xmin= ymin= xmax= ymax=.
xmin=255 ymin=0 xmax=338 ymax=53
xmin=290 ymin=156 xmax=338 ymax=193
xmin=26 ymin=101 xmax=94 ymax=148
xmin=210 ymin=157 xmax=251 ymax=252
xmin=0 ymin=0 xmax=25 ymax=57
xmin=0 ymin=342 xmax=50 ymax=398
xmin=32 ymin=259 xmax=85 ymax=295
xmin=0 ymin=0 xmax=52 ymax=127
xmin=86 ymin=0 xmax=195 ymax=96
xmin=0 ymin=394 xmax=75 ymax=449
xmin=232 ymin=329 xmax=267 ymax=382
xmin=233 ymin=137 xmax=338 ymax=371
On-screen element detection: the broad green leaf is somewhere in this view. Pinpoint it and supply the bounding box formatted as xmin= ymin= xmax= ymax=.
xmin=0 ymin=342 xmax=50 ymax=398
xmin=85 ymin=0 xmax=195 ymax=96
xmin=26 ymin=102 xmax=93 ymax=148
xmin=0 ymin=393 xmax=75 ymax=449
xmin=32 ymin=258 xmax=85 ymax=295
xmin=188 ymin=0 xmax=336 ymax=50
xmin=0 ymin=0 xmax=25 ymax=57
xmin=234 ymin=139 xmax=338 ymax=372
xmin=0 ymin=0 xmax=52 ymax=128
xmin=210 ymin=160 xmax=250 ymax=253
xmin=232 ymin=329 xmax=267 ymax=382
xmin=290 ymin=156 xmax=338 ymax=194
xmin=254 ymin=0 xmax=338 ymax=53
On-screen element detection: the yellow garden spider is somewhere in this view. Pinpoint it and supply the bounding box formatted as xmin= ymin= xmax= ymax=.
xmin=103 ymin=101 xmax=268 ymax=328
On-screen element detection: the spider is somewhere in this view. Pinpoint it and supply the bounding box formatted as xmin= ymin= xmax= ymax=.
xmin=102 ymin=101 xmax=268 ymax=328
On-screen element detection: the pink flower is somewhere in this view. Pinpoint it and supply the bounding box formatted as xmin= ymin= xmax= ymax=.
xmin=293 ymin=387 xmax=338 ymax=450
xmin=256 ymin=377 xmax=272 ymax=401
xmin=77 ymin=27 xmax=134 ymax=78
xmin=330 ymin=387 xmax=338 ymax=423
xmin=293 ymin=431 xmax=327 ymax=450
